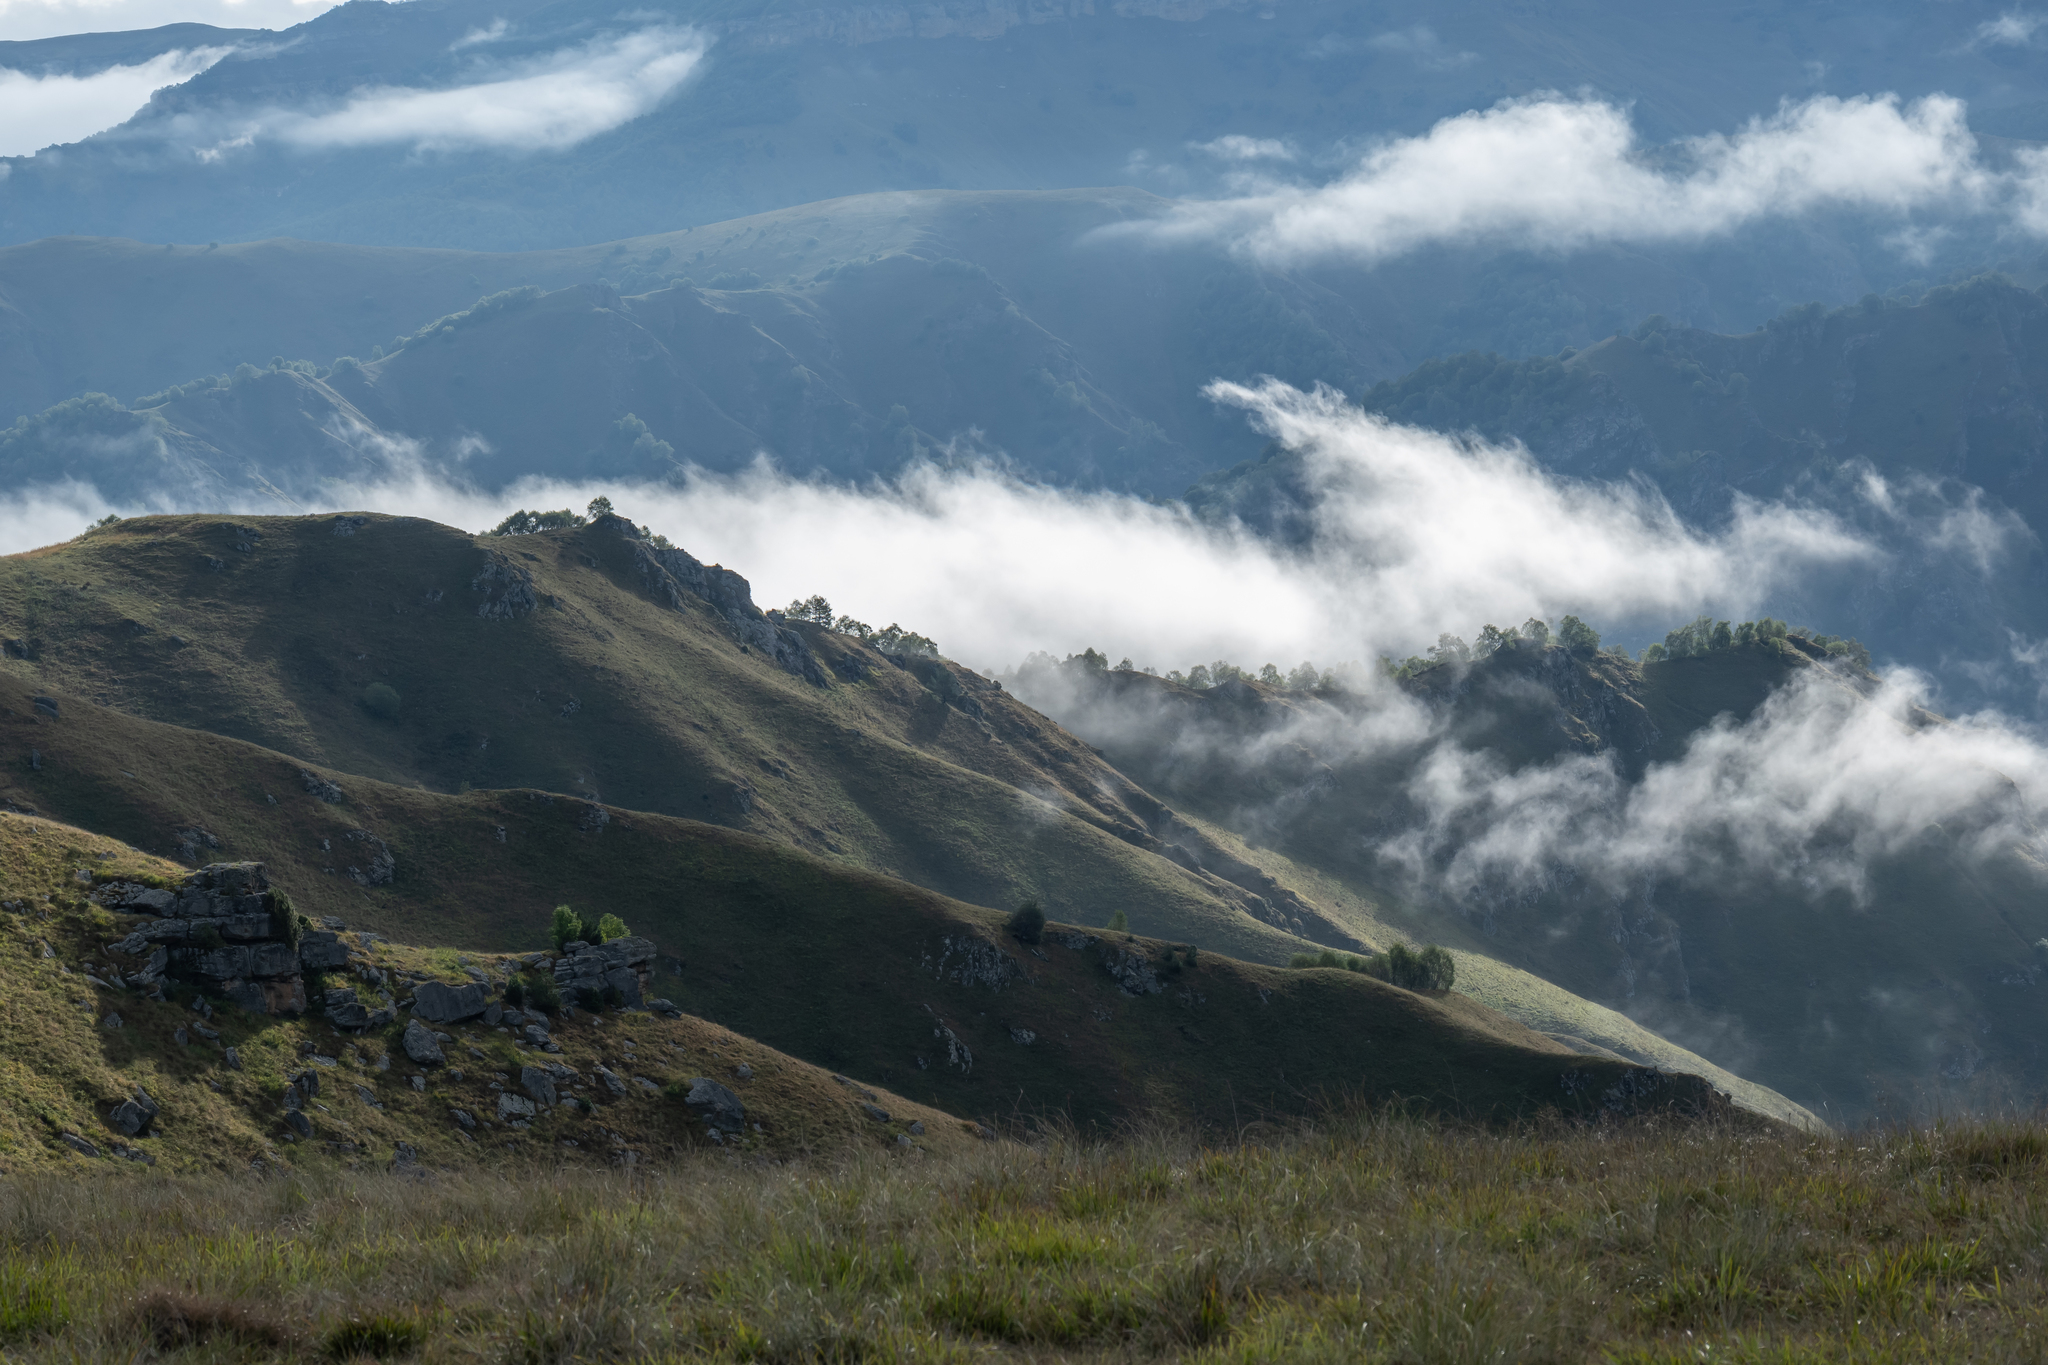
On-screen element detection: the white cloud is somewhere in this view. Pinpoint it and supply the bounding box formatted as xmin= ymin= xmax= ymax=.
xmin=179 ymin=25 xmax=710 ymax=157
xmin=1191 ymin=135 xmax=1295 ymax=163
xmin=0 ymin=46 xmax=228 ymax=156
xmin=1124 ymin=93 xmax=1993 ymax=264
xmin=1384 ymin=667 xmax=2048 ymax=906
xmin=1975 ymin=11 xmax=2045 ymax=46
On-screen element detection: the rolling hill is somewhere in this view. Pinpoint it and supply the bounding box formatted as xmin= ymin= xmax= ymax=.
xmin=0 ymin=769 xmax=1738 ymax=1171
xmin=0 ymin=508 xmax=1817 ymax=1125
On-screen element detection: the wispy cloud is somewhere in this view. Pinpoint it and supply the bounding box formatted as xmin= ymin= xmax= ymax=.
xmin=1121 ymin=93 xmax=1998 ymax=264
xmin=450 ymin=18 xmax=509 ymax=50
xmin=0 ymin=46 xmax=228 ymax=156
xmin=1190 ymin=135 xmax=1295 ymax=163
xmin=181 ymin=25 xmax=709 ymax=157
xmin=1366 ymin=24 xmax=1478 ymax=70
xmin=1974 ymin=11 xmax=2045 ymax=46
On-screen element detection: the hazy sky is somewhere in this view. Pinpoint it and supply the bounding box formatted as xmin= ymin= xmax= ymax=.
xmin=0 ymin=0 xmax=325 ymax=42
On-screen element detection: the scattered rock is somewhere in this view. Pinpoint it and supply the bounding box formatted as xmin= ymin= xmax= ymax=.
xmin=909 ymin=1120 xmax=925 ymax=1136
xmin=342 ymin=830 xmax=395 ymax=886
xmin=684 ymin=1077 xmax=746 ymax=1132
xmin=101 ymin=1012 xmax=123 ymax=1031
xmin=497 ymin=1093 xmax=537 ymax=1122
xmin=59 ymin=1131 xmax=99 ymax=1158
xmin=860 ymin=1102 xmax=890 ymax=1122
xmin=283 ymin=1111 xmax=312 ymax=1138
xmin=402 ymin=1019 xmax=445 ymax=1065
xmin=449 ymin=1108 xmax=476 ymax=1130
xmin=330 ymin=515 xmax=368 ymax=537
xmin=896 ymin=1133 xmax=912 ymax=1148
xmin=734 ymin=1063 xmax=753 ymax=1081
xmin=593 ymin=1064 xmax=627 ymax=1096
xmin=410 ymin=1075 xmax=425 ymax=1093
xmin=471 ymin=557 xmax=538 ymax=620
xmin=1008 ymin=1027 xmax=1036 ymax=1044
xmin=223 ymin=1046 xmax=242 ymax=1070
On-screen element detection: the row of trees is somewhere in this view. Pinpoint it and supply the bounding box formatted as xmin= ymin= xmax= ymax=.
xmin=783 ymin=595 xmax=940 ymax=657
xmin=1388 ymin=615 xmax=1601 ymax=680
xmin=1289 ymin=942 xmax=1457 ymax=992
xmin=1641 ymin=615 xmax=1870 ymax=668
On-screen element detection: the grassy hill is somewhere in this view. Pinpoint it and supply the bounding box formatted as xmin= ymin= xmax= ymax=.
xmin=1013 ymin=639 xmax=2048 ymax=1124
xmin=0 ymin=510 xmax=1819 ymax=1126
xmin=0 ymin=796 xmax=1726 ymax=1176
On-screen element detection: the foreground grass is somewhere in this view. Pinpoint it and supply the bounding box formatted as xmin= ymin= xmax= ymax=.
xmin=6 ymin=1114 xmax=2048 ymax=1362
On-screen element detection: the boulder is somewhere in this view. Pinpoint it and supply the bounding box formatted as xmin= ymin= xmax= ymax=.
xmin=684 ymin=1077 xmax=746 ymax=1133
xmin=497 ymin=1093 xmax=537 ymax=1122
xmin=449 ymin=1108 xmax=476 ymax=1130
xmin=283 ymin=1110 xmax=312 ymax=1138
xmin=553 ymin=935 xmax=655 ymax=1007
xmin=108 ymin=1088 xmax=159 ymax=1137
xmin=520 ymin=1066 xmax=558 ymax=1107
xmin=402 ymin=1019 xmax=445 ymax=1065
xmin=412 ymin=980 xmax=488 ymax=1023
xmin=593 ymin=1064 xmax=627 ymax=1097
xmin=322 ymin=986 xmax=371 ymax=1030
xmin=60 ymin=1131 xmax=100 ymax=1158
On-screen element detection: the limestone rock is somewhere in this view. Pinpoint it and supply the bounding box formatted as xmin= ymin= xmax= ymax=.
xmin=412 ymin=980 xmax=488 ymax=1023
xmin=593 ymin=1064 xmax=627 ymax=1097
xmin=298 ymin=931 xmax=349 ymax=971
xmin=497 ymin=1093 xmax=537 ymax=1122
xmin=520 ymin=1066 xmax=558 ymax=1106
xmin=860 ymin=1102 xmax=890 ymax=1123
xmin=1102 ymin=946 xmax=1165 ymax=996
xmin=60 ymin=1131 xmax=99 ymax=1158
xmin=402 ymin=1019 xmax=445 ymax=1065
xmin=552 ymin=936 xmax=655 ymax=1008
xmin=450 ymin=1108 xmax=476 ymax=1130
xmin=283 ymin=1111 xmax=312 ymax=1138
xmin=684 ymin=1077 xmax=746 ymax=1132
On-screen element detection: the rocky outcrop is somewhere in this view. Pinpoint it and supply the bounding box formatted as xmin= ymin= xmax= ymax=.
xmin=922 ymin=933 xmax=1023 ymax=991
xmin=471 ymin=556 xmax=538 ymax=620
xmin=99 ymin=863 xmax=307 ymax=1015
xmin=552 ymin=935 xmax=655 ymax=1007
xmin=613 ymin=517 xmax=826 ymax=686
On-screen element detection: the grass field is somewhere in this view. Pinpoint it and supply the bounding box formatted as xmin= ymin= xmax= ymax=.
xmin=3 ymin=1109 xmax=2047 ymax=1362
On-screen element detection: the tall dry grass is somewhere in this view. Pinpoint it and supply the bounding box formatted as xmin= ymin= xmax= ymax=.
xmin=4 ymin=1110 xmax=2048 ymax=1361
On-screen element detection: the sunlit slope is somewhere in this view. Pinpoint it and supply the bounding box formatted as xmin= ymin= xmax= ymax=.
xmin=0 ymin=511 xmax=1383 ymax=965
xmin=0 ymin=786 xmax=1709 ymax=1138
xmin=1041 ymin=643 xmax=2048 ymax=1123
xmin=0 ymin=810 xmax=982 ymax=1170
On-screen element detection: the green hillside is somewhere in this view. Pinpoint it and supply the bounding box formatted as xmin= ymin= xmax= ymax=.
xmin=0 ymin=510 xmax=1817 ymax=1126
xmin=0 ymin=791 xmax=1717 ymax=1165
xmin=1015 ymin=639 xmax=2048 ymax=1123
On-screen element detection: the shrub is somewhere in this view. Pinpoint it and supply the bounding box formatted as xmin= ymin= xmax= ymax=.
xmin=550 ymin=906 xmax=584 ymax=951
xmin=594 ymin=913 xmax=629 ymax=943
xmin=502 ymin=977 xmax=525 ymax=1007
xmin=360 ymin=682 xmax=401 ymax=721
xmin=323 ymin=1313 xmax=424 ymax=1359
xmin=523 ymin=974 xmax=560 ymax=1013
xmin=1289 ymin=944 xmax=1455 ymax=991
xmin=1105 ymin=909 xmax=1130 ymax=932
xmin=1007 ymin=900 xmax=1046 ymax=944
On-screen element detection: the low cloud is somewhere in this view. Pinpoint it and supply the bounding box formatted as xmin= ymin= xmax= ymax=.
xmin=0 ymin=46 xmax=229 ymax=156
xmin=1121 ymin=93 xmax=2001 ymax=264
xmin=180 ymin=25 xmax=709 ymax=157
